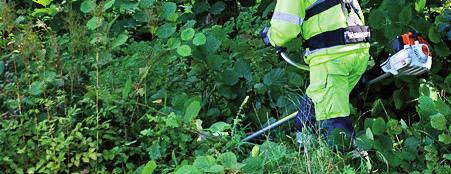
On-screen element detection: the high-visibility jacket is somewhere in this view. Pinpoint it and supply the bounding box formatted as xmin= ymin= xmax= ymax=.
xmin=267 ymin=0 xmax=371 ymax=66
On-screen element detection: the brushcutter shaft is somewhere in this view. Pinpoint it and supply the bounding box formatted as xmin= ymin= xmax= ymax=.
xmin=242 ymin=111 xmax=298 ymax=142
xmin=367 ymin=73 xmax=391 ymax=85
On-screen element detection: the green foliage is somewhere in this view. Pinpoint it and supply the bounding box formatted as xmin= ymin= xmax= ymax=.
xmin=0 ymin=0 xmax=449 ymax=173
xmin=156 ymin=23 xmax=176 ymax=38
xmin=33 ymin=0 xmax=53 ymax=7
xmin=80 ymin=0 xmax=96 ymax=14
xmin=192 ymin=33 xmax=206 ymax=46
xmin=86 ymin=16 xmax=104 ymax=30
xmin=141 ymin=160 xmax=157 ymax=174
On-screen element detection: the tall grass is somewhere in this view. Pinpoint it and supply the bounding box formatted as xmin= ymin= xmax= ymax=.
xmin=253 ymin=136 xmax=370 ymax=174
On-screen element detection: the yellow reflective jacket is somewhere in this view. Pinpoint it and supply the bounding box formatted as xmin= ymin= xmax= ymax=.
xmin=268 ymin=0 xmax=370 ymax=65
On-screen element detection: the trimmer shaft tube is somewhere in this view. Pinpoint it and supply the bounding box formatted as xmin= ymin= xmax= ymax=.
xmin=242 ymin=112 xmax=298 ymax=142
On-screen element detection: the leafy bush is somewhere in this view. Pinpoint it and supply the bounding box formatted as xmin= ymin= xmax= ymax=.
xmin=0 ymin=0 xmax=449 ymax=173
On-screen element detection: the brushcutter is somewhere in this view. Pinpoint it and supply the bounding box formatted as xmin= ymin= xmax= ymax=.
xmin=242 ymin=32 xmax=433 ymax=142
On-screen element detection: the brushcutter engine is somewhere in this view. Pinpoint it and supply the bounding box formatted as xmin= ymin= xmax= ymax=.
xmin=380 ymin=32 xmax=432 ymax=76
xmin=367 ymin=32 xmax=433 ymax=85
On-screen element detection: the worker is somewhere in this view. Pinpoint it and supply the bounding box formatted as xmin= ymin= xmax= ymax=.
xmin=260 ymin=0 xmax=371 ymax=150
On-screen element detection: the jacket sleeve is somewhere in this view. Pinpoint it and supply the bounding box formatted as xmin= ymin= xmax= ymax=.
xmin=267 ymin=0 xmax=304 ymax=47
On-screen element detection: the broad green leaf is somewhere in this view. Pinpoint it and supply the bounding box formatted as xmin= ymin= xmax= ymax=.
xmin=444 ymin=154 xmax=451 ymax=160
xmin=412 ymin=18 xmax=430 ymax=34
xmin=383 ymin=0 xmax=402 ymax=21
xmin=399 ymin=5 xmax=412 ymax=25
xmin=210 ymin=1 xmax=226 ymax=15
xmin=30 ymin=81 xmax=44 ymax=96
xmin=398 ymin=150 xmax=416 ymax=161
xmin=207 ymin=165 xmax=224 ymax=173
xmin=111 ymin=33 xmax=129 ymax=49
xmin=355 ymin=136 xmax=373 ymax=150
xmin=433 ymin=42 xmax=451 ymax=57
xmin=375 ymin=135 xmax=393 ymax=151
xmin=183 ymin=100 xmax=201 ymax=122
xmin=156 ymin=23 xmax=176 ymax=38
xmin=415 ymin=0 xmax=426 ymax=13
xmin=122 ymin=77 xmax=132 ymax=99
xmin=233 ymin=60 xmax=252 ymax=81
xmin=43 ymin=71 xmax=56 ymax=83
xmin=263 ymin=68 xmax=286 ymax=87
xmin=400 ymin=119 xmax=408 ymax=129
xmin=193 ymin=1 xmax=210 ymax=14
xmin=181 ymin=28 xmax=195 ymax=41
xmin=446 ymin=74 xmax=451 ymax=93
xmin=386 ymin=119 xmax=402 ymax=135
xmin=193 ymin=156 xmax=216 ymax=172
xmin=0 ymin=61 xmax=4 ymax=74
xmin=176 ymin=45 xmax=192 ymax=57
xmin=372 ymin=118 xmax=386 ymax=135
xmin=404 ymin=137 xmax=420 ymax=152
xmin=86 ymin=17 xmax=104 ymax=30
xmin=366 ymin=128 xmax=374 ymax=140
xmin=32 ymin=0 xmax=52 ymax=7
xmin=141 ymin=160 xmax=157 ymax=174
xmin=135 ymin=11 xmax=149 ymax=23
xmin=149 ymin=143 xmax=161 ymax=160
xmin=393 ymin=90 xmax=404 ymax=109
xmin=428 ymin=26 xmax=441 ymax=43
xmin=218 ymin=152 xmax=238 ymax=169
xmin=438 ymin=133 xmax=451 ymax=144
xmin=369 ymin=9 xmax=386 ymax=29
xmin=80 ymin=0 xmax=96 ymax=14
xmin=165 ymin=113 xmax=180 ymax=128
xmin=420 ymin=82 xmax=439 ymax=100
xmin=175 ymin=165 xmax=201 ymax=174
xmin=209 ymin=122 xmax=231 ymax=132
xmin=418 ymin=95 xmax=436 ymax=114
xmin=430 ymin=113 xmax=446 ymax=130
xmin=384 ymin=24 xmax=402 ymax=40
xmin=193 ymin=33 xmax=207 ymax=46
xmin=32 ymin=5 xmax=58 ymax=16
xmin=435 ymin=100 xmax=451 ymax=116
xmin=262 ymin=2 xmax=276 ymax=17
xmin=140 ymin=0 xmax=155 ymax=8
xmin=120 ymin=2 xmax=139 ymax=11
xmin=242 ymin=156 xmax=264 ymax=173
xmin=204 ymin=36 xmax=221 ymax=55
xmin=276 ymin=96 xmax=289 ymax=108
xmin=167 ymin=38 xmax=181 ymax=49
xmin=253 ymin=83 xmax=267 ymax=94
xmin=103 ymin=0 xmax=115 ymax=11
xmin=221 ymin=69 xmax=239 ymax=85
xmin=217 ymin=86 xmax=237 ymax=99
xmin=181 ymin=20 xmax=197 ymax=30
xmin=161 ymin=2 xmax=177 ymax=21
xmin=206 ymin=54 xmax=223 ymax=70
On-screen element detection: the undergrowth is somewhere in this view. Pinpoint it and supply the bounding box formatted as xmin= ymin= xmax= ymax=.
xmin=0 ymin=0 xmax=450 ymax=173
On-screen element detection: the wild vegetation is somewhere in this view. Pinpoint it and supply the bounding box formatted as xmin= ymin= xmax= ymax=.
xmin=0 ymin=0 xmax=450 ymax=173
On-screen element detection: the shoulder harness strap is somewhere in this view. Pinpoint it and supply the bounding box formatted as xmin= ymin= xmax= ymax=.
xmin=305 ymin=0 xmax=341 ymax=21
xmin=305 ymin=0 xmax=362 ymax=21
